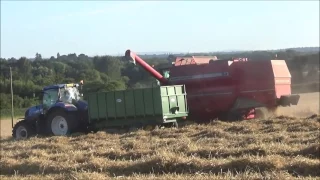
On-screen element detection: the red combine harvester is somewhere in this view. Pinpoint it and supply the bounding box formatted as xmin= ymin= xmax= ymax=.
xmin=125 ymin=50 xmax=300 ymax=122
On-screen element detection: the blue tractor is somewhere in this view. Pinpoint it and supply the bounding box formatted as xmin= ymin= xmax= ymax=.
xmin=12 ymin=81 xmax=89 ymax=140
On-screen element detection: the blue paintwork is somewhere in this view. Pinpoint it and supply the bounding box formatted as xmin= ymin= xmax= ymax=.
xmin=24 ymin=83 xmax=88 ymax=122
xmin=25 ymin=105 xmax=43 ymax=121
xmin=52 ymin=102 xmax=78 ymax=111
xmin=24 ymin=100 xmax=88 ymax=121
xmin=75 ymin=99 xmax=88 ymax=111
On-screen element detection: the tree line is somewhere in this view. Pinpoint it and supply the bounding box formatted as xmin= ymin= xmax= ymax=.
xmin=0 ymin=48 xmax=319 ymax=115
xmin=0 ymin=53 xmax=168 ymax=112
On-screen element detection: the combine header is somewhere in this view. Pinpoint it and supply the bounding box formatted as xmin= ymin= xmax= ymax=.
xmin=125 ymin=49 xmax=300 ymax=122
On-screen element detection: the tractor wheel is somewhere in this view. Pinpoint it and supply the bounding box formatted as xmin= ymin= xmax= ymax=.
xmin=12 ymin=120 xmax=36 ymax=140
xmin=46 ymin=110 xmax=78 ymax=136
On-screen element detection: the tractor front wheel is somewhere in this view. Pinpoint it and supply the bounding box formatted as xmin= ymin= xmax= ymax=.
xmin=12 ymin=120 xmax=36 ymax=140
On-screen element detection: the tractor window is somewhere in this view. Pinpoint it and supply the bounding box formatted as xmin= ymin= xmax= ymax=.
xmin=43 ymin=89 xmax=59 ymax=108
xmin=60 ymin=87 xmax=80 ymax=104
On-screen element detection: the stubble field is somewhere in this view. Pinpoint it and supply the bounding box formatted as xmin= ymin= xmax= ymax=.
xmin=0 ymin=92 xmax=319 ymax=179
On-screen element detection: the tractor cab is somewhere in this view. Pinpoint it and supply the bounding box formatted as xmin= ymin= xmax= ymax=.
xmin=42 ymin=83 xmax=82 ymax=111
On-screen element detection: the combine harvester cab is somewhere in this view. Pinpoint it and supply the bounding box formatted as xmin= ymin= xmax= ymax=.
xmin=125 ymin=49 xmax=300 ymax=122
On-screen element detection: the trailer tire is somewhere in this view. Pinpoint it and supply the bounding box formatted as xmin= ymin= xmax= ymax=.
xmin=12 ymin=120 xmax=36 ymax=140
xmin=46 ymin=109 xmax=78 ymax=136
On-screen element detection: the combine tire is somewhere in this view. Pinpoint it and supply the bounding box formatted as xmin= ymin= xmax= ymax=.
xmin=46 ymin=110 xmax=78 ymax=136
xmin=12 ymin=120 xmax=36 ymax=140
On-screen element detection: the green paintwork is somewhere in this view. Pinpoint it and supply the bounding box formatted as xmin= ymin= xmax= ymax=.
xmin=86 ymin=85 xmax=188 ymax=128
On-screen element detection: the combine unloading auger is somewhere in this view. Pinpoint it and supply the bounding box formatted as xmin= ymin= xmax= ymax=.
xmin=125 ymin=50 xmax=168 ymax=85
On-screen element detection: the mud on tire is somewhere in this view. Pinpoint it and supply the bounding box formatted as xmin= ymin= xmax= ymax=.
xmin=12 ymin=120 xmax=36 ymax=140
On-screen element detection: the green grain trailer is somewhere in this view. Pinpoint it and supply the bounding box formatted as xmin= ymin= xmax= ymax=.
xmin=86 ymin=85 xmax=188 ymax=130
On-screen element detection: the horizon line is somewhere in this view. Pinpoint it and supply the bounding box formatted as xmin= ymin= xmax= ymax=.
xmin=1 ymin=46 xmax=319 ymax=59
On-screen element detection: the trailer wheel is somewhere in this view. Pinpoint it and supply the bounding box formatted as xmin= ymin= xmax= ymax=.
xmin=46 ymin=110 xmax=78 ymax=136
xmin=12 ymin=120 xmax=36 ymax=140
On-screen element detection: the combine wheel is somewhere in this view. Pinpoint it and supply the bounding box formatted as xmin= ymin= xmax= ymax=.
xmin=46 ymin=110 xmax=78 ymax=136
xmin=12 ymin=120 xmax=36 ymax=140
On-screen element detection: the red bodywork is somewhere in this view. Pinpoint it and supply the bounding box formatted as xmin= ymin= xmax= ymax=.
xmin=125 ymin=50 xmax=300 ymax=122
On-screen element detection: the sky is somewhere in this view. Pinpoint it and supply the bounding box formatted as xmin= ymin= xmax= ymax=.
xmin=1 ymin=0 xmax=319 ymax=59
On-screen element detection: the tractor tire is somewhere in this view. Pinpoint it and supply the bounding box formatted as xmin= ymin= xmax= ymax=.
xmin=46 ymin=109 xmax=78 ymax=136
xmin=12 ymin=120 xmax=36 ymax=140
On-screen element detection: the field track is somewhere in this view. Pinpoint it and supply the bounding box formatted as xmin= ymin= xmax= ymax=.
xmin=0 ymin=92 xmax=319 ymax=179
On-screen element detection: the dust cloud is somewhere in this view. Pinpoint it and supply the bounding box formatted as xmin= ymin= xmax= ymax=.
xmin=277 ymin=92 xmax=319 ymax=117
